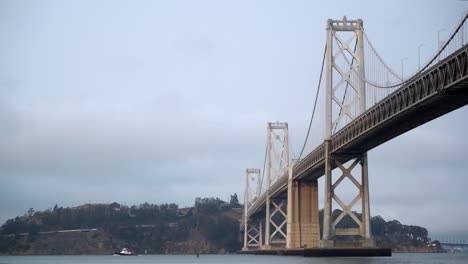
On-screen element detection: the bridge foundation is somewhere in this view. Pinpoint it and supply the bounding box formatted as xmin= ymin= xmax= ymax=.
xmin=287 ymin=180 xmax=320 ymax=248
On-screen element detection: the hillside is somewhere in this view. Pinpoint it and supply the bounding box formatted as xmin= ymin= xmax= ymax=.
xmin=0 ymin=197 xmax=443 ymax=254
xmin=0 ymin=196 xmax=242 ymax=255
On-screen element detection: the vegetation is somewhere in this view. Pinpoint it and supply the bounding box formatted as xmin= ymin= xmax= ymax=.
xmin=0 ymin=197 xmax=439 ymax=254
xmin=371 ymin=216 xmax=431 ymax=249
xmin=319 ymin=209 xmax=435 ymax=250
xmin=0 ymin=195 xmax=242 ymax=254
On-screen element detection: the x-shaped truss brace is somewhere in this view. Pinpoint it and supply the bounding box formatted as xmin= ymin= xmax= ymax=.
xmin=247 ymin=180 xmax=259 ymax=208
xmin=331 ymin=159 xmax=363 ymax=230
xmin=333 ymin=32 xmax=358 ymax=61
xmin=270 ymin=130 xmax=289 ymax=183
xmin=269 ymin=200 xmax=287 ymax=241
xmin=331 ymin=30 xmax=363 ymax=131
xmin=247 ymin=224 xmax=260 ymax=246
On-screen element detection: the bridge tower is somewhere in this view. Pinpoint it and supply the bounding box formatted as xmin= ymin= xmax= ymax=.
xmin=322 ymin=17 xmax=375 ymax=248
xmin=263 ymin=122 xmax=289 ymax=248
xmin=243 ymin=168 xmax=262 ymax=250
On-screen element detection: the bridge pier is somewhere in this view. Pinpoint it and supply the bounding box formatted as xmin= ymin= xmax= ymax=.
xmin=286 ymin=179 xmax=320 ymax=248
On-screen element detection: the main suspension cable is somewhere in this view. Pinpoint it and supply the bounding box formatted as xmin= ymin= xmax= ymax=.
xmin=298 ymin=44 xmax=326 ymax=160
xmin=357 ymin=12 xmax=468 ymax=89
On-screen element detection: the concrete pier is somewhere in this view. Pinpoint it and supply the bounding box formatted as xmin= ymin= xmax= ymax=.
xmin=287 ymin=180 xmax=320 ymax=248
xmin=238 ymin=247 xmax=391 ymax=257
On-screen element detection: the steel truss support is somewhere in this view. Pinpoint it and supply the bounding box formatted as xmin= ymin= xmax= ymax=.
xmin=330 ymin=155 xmax=370 ymax=238
xmin=269 ymin=200 xmax=287 ymax=244
xmin=264 ymin=122 xmax=289 ymax=248
xmin=243 ymin=221 xmax=263 ymax=250
xmin=322 ymin=152 xmax=374 ymax=247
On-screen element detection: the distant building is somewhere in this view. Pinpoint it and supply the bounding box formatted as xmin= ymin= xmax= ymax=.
xmin=74 ymin=203 xmax=109 ymax=209
xmin=109 ymin=202 xmax=121 ymax=211
xmin=177 ymin=207 xmax=192 ymax=216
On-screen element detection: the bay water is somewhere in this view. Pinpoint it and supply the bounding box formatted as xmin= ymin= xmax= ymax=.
xmin=1 ymin=253 xmax=468 ymax=264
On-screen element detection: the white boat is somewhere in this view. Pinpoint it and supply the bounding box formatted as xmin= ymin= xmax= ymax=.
xmin=114 ymin=248 xmax=137 ymax=256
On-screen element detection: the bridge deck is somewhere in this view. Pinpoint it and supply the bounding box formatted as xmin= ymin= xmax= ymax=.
xmin=248 ymin=45 xmax=468 ymax=218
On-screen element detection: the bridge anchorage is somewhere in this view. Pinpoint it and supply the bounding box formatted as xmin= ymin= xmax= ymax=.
xmin=241 ymin=13 xmax=468 ymax=257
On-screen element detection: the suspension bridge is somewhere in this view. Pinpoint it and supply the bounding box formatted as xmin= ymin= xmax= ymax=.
xmin=241 ymin=14 xmax=468 ymax=256
xmin=429 ymin=237 xmax=468 ymax=252
xmin=438 ymin=240 xmax=468 ymax=253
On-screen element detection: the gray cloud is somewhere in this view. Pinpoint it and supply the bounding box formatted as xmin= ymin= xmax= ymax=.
xmin=0 ymin=0 xmax=467 ymax=240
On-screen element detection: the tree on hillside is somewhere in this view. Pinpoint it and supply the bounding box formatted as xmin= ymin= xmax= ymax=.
xmin=230 ymin=193 xmax=239 ymax=207
xmin=27 ymin=208 xmax=34 ymax=217
xmin=385 ymin=220 xmax=402 ymax=235
xmin=371 ymin=215 xmax=386 ymax=236
xmin=195 ymin=197 xmax=225 ymax=213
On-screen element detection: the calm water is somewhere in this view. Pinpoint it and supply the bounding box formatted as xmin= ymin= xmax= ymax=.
xmin=0 ymin=254 xmax=467 ymax=264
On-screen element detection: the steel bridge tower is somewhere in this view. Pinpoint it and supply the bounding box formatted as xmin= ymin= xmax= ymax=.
xmin=263 ymin=122 xmax=320 ymax=249
xmin=264 ymin=122 xmax=289 ymax=248
xmin=322 ymin=17 xmax=375 ymax=247
xmin=243 ymin=168 xmax=262 ymax=250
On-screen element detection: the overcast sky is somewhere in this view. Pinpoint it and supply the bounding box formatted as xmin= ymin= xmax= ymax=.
xmin=1 ymin=0 xmax=467 ymax=240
